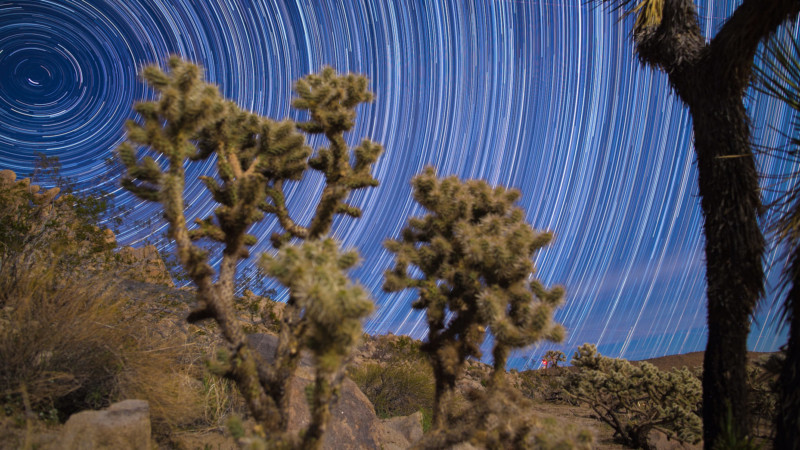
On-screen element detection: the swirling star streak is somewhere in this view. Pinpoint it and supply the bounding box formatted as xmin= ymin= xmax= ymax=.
xmin=1 ymin=0 xmax=796 ymax=369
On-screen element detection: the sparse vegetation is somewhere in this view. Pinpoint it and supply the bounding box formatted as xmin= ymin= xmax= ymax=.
xmin=517 ymin=366 xmax=573 ymax=405
xmin=0 ymin=169 xmax=243 ymax=445
xmin=412 ymin=384 xmax=594 ymax=450
xmin=5 ymin=8 xmax=799 ymax=446
xmin=348 ymin=362 xmax=435 ymax=421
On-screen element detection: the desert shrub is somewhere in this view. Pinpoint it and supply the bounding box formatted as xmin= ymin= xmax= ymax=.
xmin=114 ymin=323 xmax=210 ymax=435
xmin=690 ymin=354 xmax=780 ymax=442
xmin=0 ymin=159 xmax=245 ymax=444
xmin=348 ymin=361 xmax=435 ymax=421
xmin=0 ymin=258 xmax=246 ymax=443
xmin=517 ymin=368 xmax=573 ymax=404
xmin=564 ymin=344 xmax=702 ymax=449
xmin=0 ymin=168 xmax=115 ymax=298
xmin=744 ymin=364 xmax=777 ymax=441
xmin=380 ymin=334 xmax=427 ymax=363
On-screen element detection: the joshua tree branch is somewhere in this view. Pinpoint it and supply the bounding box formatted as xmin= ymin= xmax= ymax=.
xmin=708 ymin=0 xmax=800 ymax=95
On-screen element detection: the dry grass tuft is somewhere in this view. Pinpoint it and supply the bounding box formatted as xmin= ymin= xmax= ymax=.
xmin=0 ymin=270 xmax=125 ymax=418
xmin=348 ymin=361 xmax=435 ymax=421
xmin=0 ymin=262 xmax=245 ymax=444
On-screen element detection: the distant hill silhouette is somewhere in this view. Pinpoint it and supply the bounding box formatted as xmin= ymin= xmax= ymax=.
xmin=637 ymin=351 xmax=774 ymax=372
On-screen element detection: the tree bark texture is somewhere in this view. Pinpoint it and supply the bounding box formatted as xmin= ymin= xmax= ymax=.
xmin=622 ymin=0 xmax=800 ymax=446
xmin=777 ymin=254 xmax=800 ymax=449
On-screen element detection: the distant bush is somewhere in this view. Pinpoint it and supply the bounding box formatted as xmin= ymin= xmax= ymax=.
xmin=748 ymin=354 xmax=779 ymax=440
xmin=517 ymin=368 xmax=573 ymax=405
xmin=348 ymin=361 xmax=435 ymax=424
xmin=543 ymin=350 xmax=567 ymax=369
xmin=564 ymin=344 xmax=702 ymax=449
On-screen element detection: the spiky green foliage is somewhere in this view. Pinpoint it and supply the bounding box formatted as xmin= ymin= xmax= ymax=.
xmin=117 ymin=57 xmax=381 ymax=449
xmin=261 ymin=239 xmax=372 ymax=371
xmin=564 ymin=344 xmax=702 ymax=450
xmin=755 ymin=30 xmax=800 ymax=450
xmin=384 ymin=166 xmax=565 ymax=426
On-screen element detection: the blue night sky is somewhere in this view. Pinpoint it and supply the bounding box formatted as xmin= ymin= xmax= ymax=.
xmin=1 ymin=0 xmax=797 ymax=369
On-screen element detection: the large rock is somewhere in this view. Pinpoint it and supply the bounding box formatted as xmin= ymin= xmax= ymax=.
xmin=248 ymin=333 xmax=423 ymax=449
xmin=382 ymin=411 xmax=424 ymax=445
xmin=58 ymin=399 xmax=151 ymax=450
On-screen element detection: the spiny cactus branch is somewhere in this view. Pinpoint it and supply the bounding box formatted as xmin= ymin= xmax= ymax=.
xmin=118 ymin=58 xmax=381 ymax=448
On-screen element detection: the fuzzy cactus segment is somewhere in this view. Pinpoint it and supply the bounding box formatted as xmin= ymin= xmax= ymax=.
xmin=261 ymin=238 xmax=373 ymax=372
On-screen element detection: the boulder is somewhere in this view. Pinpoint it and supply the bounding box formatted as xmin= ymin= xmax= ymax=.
xmin=381 ymin=411 xmax=424 ymax=447
xmin=248 ymin=333 xmax=422 ymax=449
xmin=58 ymin=399 xmax=151 ymax=450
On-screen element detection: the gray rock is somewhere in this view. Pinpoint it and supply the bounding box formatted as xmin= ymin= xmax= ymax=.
xmin=380 ymin=412 xmax=423 ymax=448
xmin=59 ymin=399 xmax=151 ymax=450
xmin=249 ymin=333 xmax=416 ymax=449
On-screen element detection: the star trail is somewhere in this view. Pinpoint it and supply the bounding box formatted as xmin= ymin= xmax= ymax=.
xmin=1 ymin=0 xmax=797 ymax=369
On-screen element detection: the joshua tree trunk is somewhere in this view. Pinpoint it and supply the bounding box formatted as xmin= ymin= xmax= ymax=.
xmin=607 ymin=0 xmax=800 ymax=446
xmin=777 ymin=259 xmax=800 ymax=449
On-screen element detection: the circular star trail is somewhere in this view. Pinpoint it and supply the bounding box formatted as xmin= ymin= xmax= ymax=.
xmin=1 ymin=0 xmax=797 ymax=369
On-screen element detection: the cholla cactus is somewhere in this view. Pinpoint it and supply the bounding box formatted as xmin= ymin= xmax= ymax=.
xmin=565 ymin=344 xmax=702 ymax=449
xmin=117 ymin=57 xmax=381 ymax=448
xmin=260 ymin=238 xmax=373 ymax=447
xmin=267 ymin=66 xmax=383 ymax=246
xmin=383 ymin=166 xmax=565 ymax=426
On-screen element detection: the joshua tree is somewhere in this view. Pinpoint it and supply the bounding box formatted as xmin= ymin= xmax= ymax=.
xmin=754 ymin=31 xmax=800 ymax=450
xmin=383 ymin=167 xmax=565 ymax=427
xmin=117 ymin=57 xmax=382 ymax=448
xmin=600 ymin=1 xmax=800 ymax=445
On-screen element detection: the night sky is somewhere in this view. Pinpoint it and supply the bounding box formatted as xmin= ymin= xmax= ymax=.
xmin=1 ymin=0 xmax=798 ymax=369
